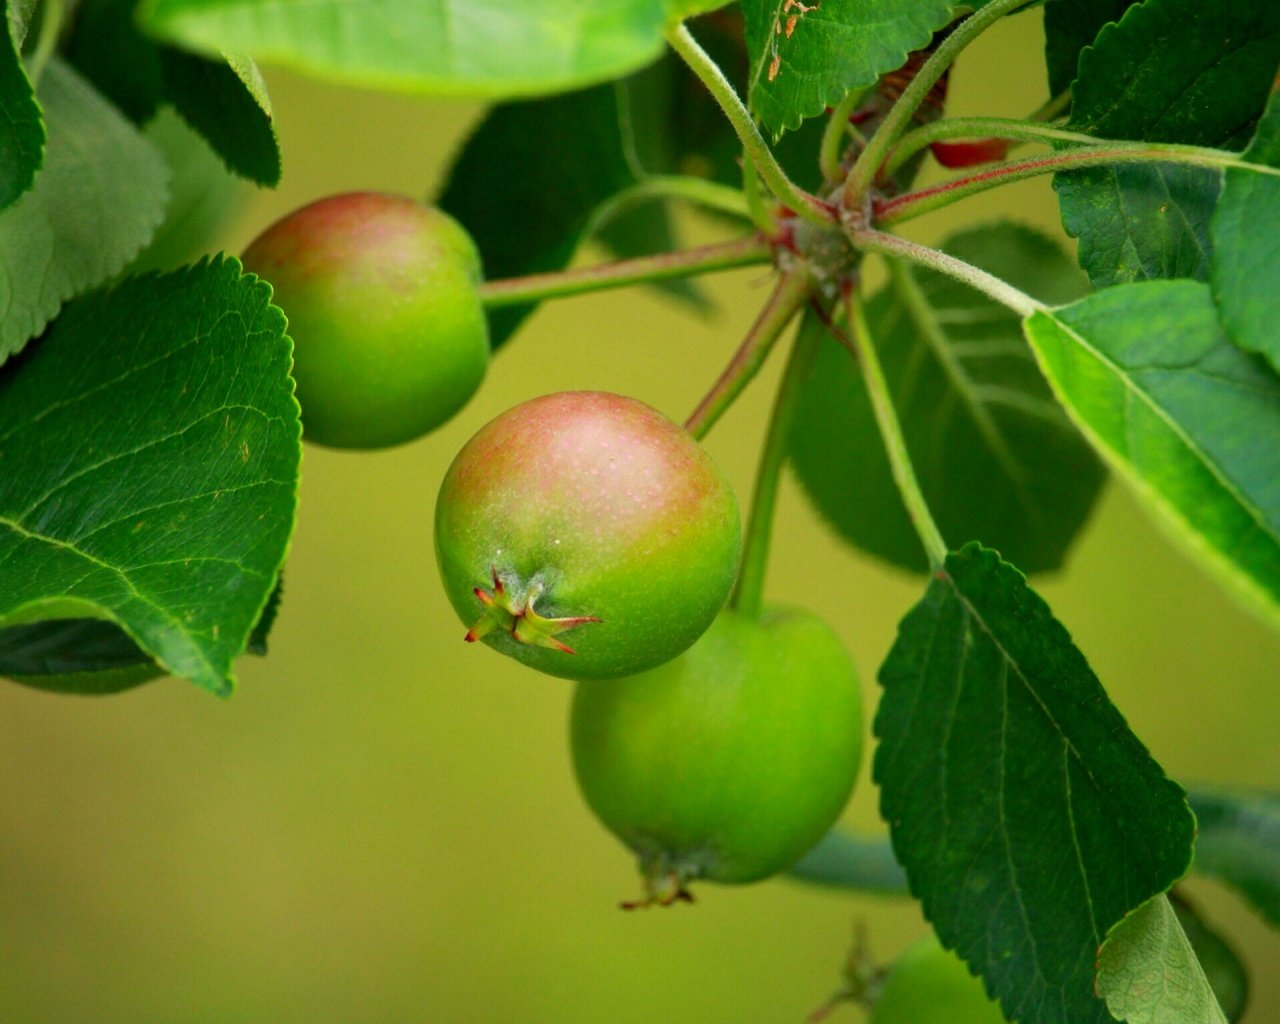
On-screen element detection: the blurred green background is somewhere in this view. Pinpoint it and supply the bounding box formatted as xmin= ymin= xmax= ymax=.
xmin=3 ymin=11 xmax=1277 ymax=1023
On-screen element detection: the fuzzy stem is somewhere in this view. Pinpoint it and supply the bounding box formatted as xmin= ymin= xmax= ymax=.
xmin=881 ymin=116 xmax=1107 ymax=180
xmin=820 ymin=88 xmax=867 ymax=184
xmin=842 ymin=0 xmax=1035 ymax=209
xmin=729 ymin=284 xmax=821 ymax=619
xmin=876 ymin=142 xmax=1280 ymax=226
xmin=684 ymin=270 xmax=810 ymax=442
xmin=850 ymin=229 xmax=1041 ymax=317
xmin=588 ymin=174 xmax=752 ymax=231
xmin=477 ymin=236 xmax=772 ymax=308
xmin=666 ymin=23 xmax=835 ymax=227
xmin=846 ymin=287 xmax=948 ymax=570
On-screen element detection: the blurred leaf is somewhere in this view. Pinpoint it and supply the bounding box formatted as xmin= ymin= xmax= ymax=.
xmin=141 ymin=0 xmax=669 ymax=99
xmin=126 ymin=108 xmax=249 ymax=274
xmin=1170 ymin=891 xmax=1250 ymax=1020
xmin=790 ymin=223 xmax=1103 ymax=575
xmin=438 ymin=81 xmax=643 ymax=349
xmin=1042 ymin=0 xmax=1140 ymax=99
xmin=7 ymin=0 xmax=34 ymax=44
xmin=1097 ymin=895 xmax=1228 ymax=1024
xmin=0 ymin=58 xmax=167 ymax=365
xmin=1210 ymin=93 xmax=1280 ymax=375
xmin=666 ymin=0 xmax=732 ymax=16
xmin=788 ymin=829 xmax=907 ymax=894
xmin=1188 ymin=787 xmax=1280 ymax=927
xmin=161 ymin=48 xmax=279 ymax=185
xmin=0 ymin=0 xmax=43 ymax=209
xmin=65 ymin=0 xmax=165 ymax=122
xmin=740 ymin=0 xmax=954 ymax=136
xmin=875 ymin=542 xmax=1195 ymax=1024
xmin=0 ymin=258 xmax=300 ymax=697
xmin=1055 ymin=0 xmax=1280 ymax=288
xmin=1023 ymin=281 xmax=1280 ymax=632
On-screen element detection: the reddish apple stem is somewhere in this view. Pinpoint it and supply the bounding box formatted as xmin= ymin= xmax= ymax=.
xmin=477 ymin=236 xmax=773 ymax=309
xmin=730 ymin=292 xmax=824 ymax=619
xmin=683 ymin=270 xmax=811 ymax=442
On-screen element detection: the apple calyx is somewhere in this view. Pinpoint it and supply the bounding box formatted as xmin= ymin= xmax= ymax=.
xmin=619 ymin=854 xmax=699 ymax=910
xmin=464 ymin=568 xmax=600 ymax=654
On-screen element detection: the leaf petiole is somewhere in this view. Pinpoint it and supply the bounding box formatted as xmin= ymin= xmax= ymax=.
xmin=587 ymin=174 xmax=753 ymax=232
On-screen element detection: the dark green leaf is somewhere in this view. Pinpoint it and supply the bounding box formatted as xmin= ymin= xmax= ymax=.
xmin=141 ymin=0 xmax=669 ymax=99
xmin=1097 ymin=895 xmax=1228 ymax=1024
xmin=788 ymin=830 xmax=907 ymax=894
xmin=0 ymin=258 xmax=300 ymax=697
xmin=1210 ymin=93 xmax=1280 ymax=375
xmin=438 ymin=82 xmax=642 ymax=349
xmin=790 ymin=223 xmax=1103 ymax=575
xmin=64 ymin=0 xmax=165 ymax=123
xmin=740 ymin=0 xmax=954 ymax=136
xmin=0 ymin=0 xmax=43 ymax=209
xmin=1188 ymin=787 xmax=1280 ymax=928
xmin=1055 ymin=0 xmax=1280 ymax=287
xmin=0 ymin=619 xmax=163 ymax=693
xmin=0 ymin=59 xmax=168 ymax=365
xmin=1170 ymin=891 xmax=1250 ymax=1021
xmin=875 ymin=543 xmax=1195 ymax=1024
xmin=1042 ymin=0 xmax=1140 ymax=99
xmin=1023 ymin=281 xmax=1280 ymax=632
xmin=161 ymin=48 xmax=280 ymax=186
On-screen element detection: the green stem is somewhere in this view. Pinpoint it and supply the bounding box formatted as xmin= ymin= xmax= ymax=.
xmin=477 ymin=235 xmax=772 ymax=309
xmin=1030 ymin=89 xmax=1071 ymax=123
xmin=25 ymin=0 xmax=64 ymax=85
xmin=788 ymin=829 xmax=908 ymax=894
xmin=845 ymin=286 xmax=948 ymax=570
xmin=842 ymin=0 xmax=1035 ymax=210
xmin=742 ymin=158 xmax=778 ymax=236
xmin=666 ymin=23 xmax=835 ymax=227
xmin=820 ymin=88 xmax=867 ymax=184
xmin=850 ymin=229 xmax=1041 ymax=317
xmin=882 ymin=116 xmax=1106 ymax=180
xmin=876 ymin=142 xmax=1280 ymax=226
xmin=685 ymin=270 xmax=810 ymax=442
xmin=588 ymin=175 xmax=752 ymax=231
xmin=728 ymin=281 xmax=820 ymax=619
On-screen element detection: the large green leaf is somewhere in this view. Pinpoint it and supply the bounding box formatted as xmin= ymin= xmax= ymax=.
xmin=1055 ymin=0 xmax=1280 ymax=288
xmin=1211 ymin=93 xmax=1280 ymax=375
xmin=740 ymin=0 xmax=955 ymax=136
xmin=1042 ymin=0 xmax=1140 ymax=99
xmin=0 ymin=59 xmax=168 ymax=365
xmin=65 ymin=0 xmax=166 ymax=123
xmin=790 ymin=223 xmax=1103 ymax=575
xmin=1023 ymin=281 xmax=1280 ymax=631
xmin=1188 ymin=787 xmax=1280 ymax=928
xmin=875 ymin=543 xmax=1195 ymax=1024
xmin=0 ymin=0 xmax=43 ymax=209
xmin=1097 ymin=895 xmax=1228 ymax=1024
xmin=0 ymin=258 xmax=300 ymax=697
xmin=141 ymin=0 xmax=669 ymax=98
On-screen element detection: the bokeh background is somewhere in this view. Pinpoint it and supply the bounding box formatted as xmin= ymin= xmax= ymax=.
xmin=3 ymin=11 xmax=1277 ymax=1023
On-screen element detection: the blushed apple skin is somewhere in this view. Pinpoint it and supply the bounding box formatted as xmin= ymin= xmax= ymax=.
xmin=869 ymin=936 xmax=1007 ymax=1024
xmin=434 ymin=391 xmax=740 ymax=680
xmin=570 ymin=605 xmax=863 ymax=892
xmin=241 ymin=192 xmax=488 ymax=449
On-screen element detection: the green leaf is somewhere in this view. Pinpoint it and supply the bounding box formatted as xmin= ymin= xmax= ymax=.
xmin=0 ymin=258 xmax=300 ymax=697
xmin=790 ymin=223 xmax=1103 ymax=575
xmin=666 ymin=0 xmax=732 ymax=17
xmin=1187 ymin=787 xmax=1280 ymax=928
xmin=0 ymin=59 xmax=168 ymax=365
xmin=1055 ymin=0 xmax=1280 ymax=288
xmin=438 ymin=81 xmax=644 ymax=350
xmin=874 ymin=542 xmax=1195 ymax=1024
xmin=0 ymin=619 xmax=164 ymax=693
xmin=741 ymin=0 xmax=955 ymax=136
xmin=1210 ymin=93 xmax=1280 ymax=375
xmin=141 ymin=0 xmax=669 ymax=99
xmin=0 ymin=0 xmax=42 ymax=210
xmin=788 ymin=829 xmax=908 ymax=894
xmin=65 ymin=0 xmax=165 ymax=123
xmin=7 ymin=0 xmax=35 ymax=44
xmin=1042 ymin=0 xmax=1140 ymax=99
xmin=161 ymin=48 xmax=279 ymax=186
xmin=1097 ymin=895 xmax=1228 ymax=1024
xmin=1023 ymin=280 xmax=1280 ymax=632
xmin=1169 ymin=892 xmax=1250 ymax=1021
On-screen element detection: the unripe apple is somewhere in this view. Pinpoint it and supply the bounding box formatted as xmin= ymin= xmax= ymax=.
xmin=571 ymin=605 xmax=863 ymax=905
xmin=241 ymin=191 xmax=488 ymax=449
xmin=869 ymin=936 xmax=1006 ymax=1024
xmin=434 ymin=391 xmax=740 ymax=680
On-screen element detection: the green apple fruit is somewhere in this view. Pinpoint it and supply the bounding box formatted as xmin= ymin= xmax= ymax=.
xmin=870 ymin=936 xmax=1006 ymax=1024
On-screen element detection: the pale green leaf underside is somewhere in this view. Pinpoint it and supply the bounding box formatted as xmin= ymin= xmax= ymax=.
xmin=741 ymin=0 xmax=955 ymax=135
xmin=1211 ymin=93 xmax=1280 ymax=375
xmin=141 ymin=0 xmax=670 ymax=98
xmin=0 ymin=59 xmax=167 ymax=364
xmin=0 ymin=258 xmax=300 ymax=697
xmin=1024 ymin=281 xmax=1280 ymax=633
xmin=1097 ymin=895 xmax=1228 ymax=1024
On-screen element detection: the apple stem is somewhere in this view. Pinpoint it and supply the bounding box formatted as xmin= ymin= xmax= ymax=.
xmin=683 ymin=270 xmax=811 ymax=442
xmin=477 ymin=236 xmax=773 ymax=309
xmin=730 ymin=291 xmax=824 ymax=619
